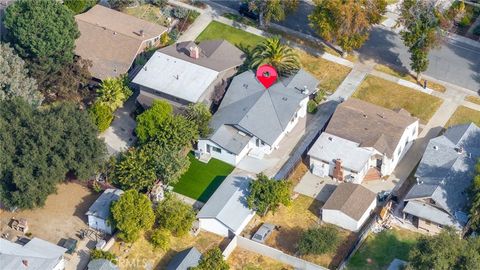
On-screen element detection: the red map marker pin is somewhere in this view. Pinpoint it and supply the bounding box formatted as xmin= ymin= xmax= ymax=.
xmin=256 ymin=64 xmax=278 ymax=89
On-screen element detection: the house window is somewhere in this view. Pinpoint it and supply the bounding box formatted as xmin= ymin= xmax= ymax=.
xmin=397 ymin=147 xmax=402 ymax=157
xmin=425 ymin=220 xmax=431 ymax=225
xmin=210 ymin=145 xmax=222 ymax=153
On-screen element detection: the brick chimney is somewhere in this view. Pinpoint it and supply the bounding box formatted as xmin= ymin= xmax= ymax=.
xmin=189 ymin=46 xmax=200 ymax=59
xmin=333 ymin=159 xmax=344 ymax=181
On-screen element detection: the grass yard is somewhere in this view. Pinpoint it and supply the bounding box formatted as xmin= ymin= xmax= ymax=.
xmin=227 ymin=248 xmax=293 ymax=270
xmin=353 ymin=75 xmax=443 ymax=124
xmin=297 ymin=50 xmax=352 ymax=93
xmin=244 ymin=195 xmax=356 ymax=269
xmin=123 ymin=4 xmax=169 ymax=26
xmin=196 ymin=21 xmax=266 ymax=50
xmin=374 ymin=64 xmax=446 ymax=93
xmin=173 ymin=153 xmax=234 ymax=202
xmin=466 ymin=95 xmax=480 ymax=105
xmin=445 ymin=106 xmax=480 ymax=127
xmin=347 ymin=228 xmax=420 ymax=270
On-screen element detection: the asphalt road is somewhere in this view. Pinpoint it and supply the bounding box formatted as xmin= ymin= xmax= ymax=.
xmin=209 ymin=0 xmax=480 ymax=92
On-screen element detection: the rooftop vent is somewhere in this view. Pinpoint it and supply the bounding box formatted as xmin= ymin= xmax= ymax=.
xmin=416 ymin=177 xmax=423 ymax=185
xmin=433 ymin=145 xmax=438 ymax=150
xmin=22 ymin=260 xmax=28 ymax=267
xmin=363 ymin=114 xmax=367 ymax=118
xmin=455 ymin=147 xmax=464 ymax=154
xmin=189 ymin=46 xmax=200 ymax=59
xmin=328 ymin=137 xmax=333 ymax=141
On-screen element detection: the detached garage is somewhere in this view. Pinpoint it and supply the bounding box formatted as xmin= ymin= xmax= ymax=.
xmin=197 ymin=174 xmax=255 ymax=237
xmin=86 ymin=188 xmax=123 ymax=234
xmin=322 ymin=183 xmax=376 ymax=232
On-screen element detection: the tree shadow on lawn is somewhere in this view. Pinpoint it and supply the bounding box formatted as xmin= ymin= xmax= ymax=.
xmin=197 ymin=175 xmax=228 ymax=203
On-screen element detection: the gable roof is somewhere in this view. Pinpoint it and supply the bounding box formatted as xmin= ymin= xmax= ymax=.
xmin=323 ymin=183 xmax=376 ymax=221
xmin=403 ymin=201 xmax=464 ymax=228
xmin=405 ymin=123 xmax=480 ymax=220
xmin=0 ymin=238 xmax=67 ymax=270
xmin=197 ymin=174 xmax=254 ymax=233
xmin=86 ymin=189 xmax=124 ymax=220
xmin=167 ymin=247 xmax=201 ymax=270
xmin=208 ymin=69 xmax=318 ymax=152
xmin=326 ymin=99 xmax=418 ymax=158
xmin=74 ymin=5 xmax=167 ymax=80
xmin=87 ymin=259 xmax=119 ymax=270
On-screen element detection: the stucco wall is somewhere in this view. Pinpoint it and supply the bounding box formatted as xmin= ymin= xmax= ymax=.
xmin=322 ymin=198 xmax=376 ymax=232
xmin=198 ymin=218 xmax=230 ymax=237
xmin=88 ymin=215 xmax=113 ymax=235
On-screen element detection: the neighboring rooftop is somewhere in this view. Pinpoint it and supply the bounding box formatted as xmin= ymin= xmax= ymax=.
xmin=86 ymin=188 xmax=124 ymax=220
xmin=0 ymin=237 xmax=67 ymax=270
xmin=132 ymin=40 xmax=244 ymax=103
xmin=403 ymin=201 xmax=464 ymax=229
xmin=308 ymin=132 xmax=373 ymax=172
xmin=197 ymin=174 xmax=254 ymax=232
xmin=405 ymin=123 xmax=480 ymax=224
xmin=167 ymin=247 xmax=202 ymax=270
xmin=208 ymin=69 xmax=318 ymax=153
xmin=326 ymin=98 xmax=418 ymax=158
xmin=323 ymin=183 xmax=376 ymax=221
xmin=75 ymin=5 xmax=167 ymax=80
xmin=387 ymin=259 xmax=407 ymax=270
xmin=87 ymin=259 xmax=119 ymax=270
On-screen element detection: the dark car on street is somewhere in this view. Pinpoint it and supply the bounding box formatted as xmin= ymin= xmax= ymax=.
xmin=239 ymin=2 xmax=258 ymax=21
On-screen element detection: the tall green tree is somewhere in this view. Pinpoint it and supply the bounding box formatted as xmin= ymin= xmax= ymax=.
xmin=185 ymin=103 xmax=212 ymax=138
xmin=469 ymin=159 xmax=480 ymax=232
xmin=398 ymin=0 xmax=442 ymax=80
xmin=0 ymin=43 xmax=43 ymax=106
xmin=112 ymin=148 xmax=157 ymax=192
xmin=64 ymin=0 xmax=97 ymax=14
xmin=192 ymin=248 xmax=229 ymax=270
xmin=88 ymin=102 xmax=114 ymax=133
xmin=0 ymin=99 xmax=106 ymax=209
xmin=247 ymin=0 xmax=299 ymax=28
xmin=309 ymin=0 xmax=387 ymax=53
xmin=135 ymin=100 xmax=173 ymax=144
xmin=96 ymin=76 xmax=132 ymax=112
xmin=250 ymin=37 xmax=300 ymax=76
xmin=155 ymin=194 xmax=196 ymax=236
xmin=247 ymin=173 xmax=292 ymax=216
xmin=4 ymin=0 xmax=80 ymax=83
xmin=111 ymin=190 xmax=155 ymax=242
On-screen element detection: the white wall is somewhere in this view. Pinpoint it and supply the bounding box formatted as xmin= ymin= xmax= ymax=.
xmin=88 ymin=215 xmax=113 ymax=235
xmin=322 ymin=198 xmax=376 ymax=232
xmin=381 ymin=121 xmax=418 ymax=176
xmin=198 ymin=218 xmax=230 ymax=237
xmin=52 ymin=258 xmax=65 ymax=270
xmin=309 ymin=158 xmax=368 ymax=184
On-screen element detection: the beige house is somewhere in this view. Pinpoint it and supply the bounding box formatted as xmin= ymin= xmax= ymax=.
xmin=75 ymin=5 xmax=167 ymax=80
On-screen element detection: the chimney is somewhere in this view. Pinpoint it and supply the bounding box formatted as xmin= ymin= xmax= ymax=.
xmin=189 ymin=46 xmax=200 ymax=59
xmin=139 ymin=29 xmax=144 ymax=37
xmin=22 ymin=260 xmax=28 ymax=267
xmin=333 ymin=159 xmax=344 ymax=181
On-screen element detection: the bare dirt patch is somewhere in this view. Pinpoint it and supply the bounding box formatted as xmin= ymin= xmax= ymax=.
xmin=227 ymin=247 xmax=293 ymax=270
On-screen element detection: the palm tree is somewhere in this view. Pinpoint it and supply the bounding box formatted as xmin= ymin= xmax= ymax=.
xmin=97 ymin=75 xmax=132 ymax=111
xmin=250 ymin=37 xmax=300 ymax=76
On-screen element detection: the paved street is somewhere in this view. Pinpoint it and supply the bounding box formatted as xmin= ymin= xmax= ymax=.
xmin=209 ymin=0 xmax=480 ymax=92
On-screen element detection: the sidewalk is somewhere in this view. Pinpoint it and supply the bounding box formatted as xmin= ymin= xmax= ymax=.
xmin=328 ymin=64 xmax=371 ymax=102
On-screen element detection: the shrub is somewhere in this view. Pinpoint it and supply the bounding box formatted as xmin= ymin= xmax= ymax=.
xmin=64 ymin=0 xmax=97 ymax=14
xmin=160 ymin=32 xmax=170 ymax=46
xmin=149 ymin=229 xmax=170 ymax=250
xmin=459 ymin=14 xmax=472 ymax=27
xmin=307 ymin=100 xmax=318 ymax=114
xmin=89 ymin=102 xmax=114 ymax=132
xmin=474 ymin=25 xmax=480 ymax=36
xmin=173 ymin=7 xmax=189 ymax=19
xmin=90 ymin=249 xmax=117 ymax=264
xmin=155 ymin=195 xmax=196 ymax=236
xmin=108 ymin=0 xmax=136 ymax=10
xmin=313 ymin=89 xmax=326 ymax=104
xmin=150 ymin=0 xmax=168 ymax=8
xmin=298 ymin=226 xmax=340 ymax=255
xmin=162 ymin=6 xmax=173 ymax=17
xmin=187 ymin=10 xmax=201 ymax=23
xmin=168 ymin=29 xmax=179 ymax=42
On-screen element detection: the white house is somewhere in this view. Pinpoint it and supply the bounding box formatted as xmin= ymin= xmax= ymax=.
xmin=86 ymin=188 xmax=123 ymax=235
xmin=0 ymin=237 xmax=67 ymax=270
xmin=197 ymin=69 xmax=319 ymax=166
xmin=197 ymin=174 xmax=255 ymax=237
xmin=308 ymin=98 xmax=418 ymax=182
xmin=322 ymin=183 xmax=377 ymax=232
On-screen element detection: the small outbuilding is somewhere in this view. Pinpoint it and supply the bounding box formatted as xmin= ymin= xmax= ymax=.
xmin=197 ymin=174 xmax=255 ymax=237
xmin=87 ymin=259 xmax=119 ymax=270
xmin=167 ymin=247 xmax=202 ymax=270
xmin=322 ymin=183 xmax=377 ymax=232
xmin=86 ymin=188 xmax=124 ymax=234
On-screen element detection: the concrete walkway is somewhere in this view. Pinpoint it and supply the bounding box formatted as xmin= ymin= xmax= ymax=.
xmin=328 ymin=65 xmax=371 ymax=102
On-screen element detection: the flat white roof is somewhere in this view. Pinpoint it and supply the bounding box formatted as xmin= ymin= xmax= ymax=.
xmin=132 ymin=51 xmax=219 ymax=103
xmin=308 ymin=132 xmax=373 ymax=172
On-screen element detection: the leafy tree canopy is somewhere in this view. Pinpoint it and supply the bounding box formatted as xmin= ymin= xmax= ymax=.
xmin=155 ymin=194 xmax=196 ymax=236
xmin=192 ymin=248 xmax=229 ymax=270
xmin=89 ymin=102 xmax=114 ymax=133
xmin=108 ymin=0 xmax=135 ymax=10
xmin=90 ymin=249 xmax=118 ymax=265
xmin=149 ymin=228 xmax=170 ymax=250
xmin=111 ymin=189 xmax=155 ymax=242
xmin=250 ymin=37 xmax=300 ymax=76
xmin=136 ymin=100 xmax=173 ymax=143
xmin=112 ymin=148 xmax=157 ymax=192
xmin=469 ymin=159 xmax=480 ymax=232
xmin=0 ymin=43 xmax=42 ymax=106
xmin=247 ymin=173 xmax=292 ymax=216
xmin=96 ymin=76 xmax=132 ymax=112
xmin=0 ymin=99 xmax=106 ymax=209
xmin=298 ymin=226 xmax=340 ymax=255
xmin=185 ymin=103 xmax=212 ymax=138
xmin=309 ymin=0 xmax=387 ymax=53
xmin=247 ymin=0 xmax=299 ymax=27
xmin=64 ymin=0 xmax=97 ymax=14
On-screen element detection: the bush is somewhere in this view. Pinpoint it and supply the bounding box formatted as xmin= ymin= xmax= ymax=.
xmin=90 ymin=249 xmax=117 ymax=264
xmin=187 ymin=10 xmax=201 ymax=23
xmin=108 ymin=0 xmax=136 ymax=10
xmin=307 ymin=100 xmax=318 ymax=114
xmin=459 ymin=14 xmax=472 ymax=27
xmin=160 ymin=32 xmax=170 ymax=46
xmin=64 ymin=0 xmax=97 ymax=14
xmin=162 ymin=6 xmax=173 ymax=17
xmin=150 ymin=0 xmax=168 ymax=8
xmin=313 ymin=89 xmax=326 ymax=104
xmin=173 ymin=7 xmax=189 ymax=19
xmin=298 ymin=226 xmax=340 ymax=255
xmin=89 ymin=102 xmax=114 ymax=132
xmin=155 ymin=195 xmax=196 ymax=236
xmin=149 ymin=229 xmax=170 ymax=250
xmin=168 ymin=29 xmax=179 ymax=42
xmin=474 ymin=25 xmax=480 ymax=36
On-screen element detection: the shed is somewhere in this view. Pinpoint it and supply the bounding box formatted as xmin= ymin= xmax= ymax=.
xmin=167 ymin=247 xmax=202 ymax=270
xmin=86 ymin=189 xmax=124 ymax=234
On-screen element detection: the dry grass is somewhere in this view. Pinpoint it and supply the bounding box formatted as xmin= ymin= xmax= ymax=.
xmin=287 ymin=162 xmax=309 ymax=187
xmin=466 ymin=96 xmax=480 ymax=105
xmin=374 ymin=64 xmax=447 ymax=93
xmin=353 ymin=75 xmax=444 ymax=124
xmin=445 ymin=106 xmax=480 ymax=127
xmin=244 ymin=195 xmax=355 ymax=269
xmin=297 ymin=49 xmax=352 ymax=93
xmin=227 ymin=248 xmax=293 ymax=270
xmin=123 ymin=4 xmax=168 ymax=26
xmin=111 ymin=231 xmax=225 ymax=270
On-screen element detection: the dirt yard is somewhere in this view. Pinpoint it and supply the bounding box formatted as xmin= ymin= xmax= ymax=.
xmin=227 ymin=247 xmax=293 ymax=270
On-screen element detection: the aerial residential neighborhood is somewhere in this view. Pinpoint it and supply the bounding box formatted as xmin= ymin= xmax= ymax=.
xmin=0 ymin=0 xmax=479 ymax=270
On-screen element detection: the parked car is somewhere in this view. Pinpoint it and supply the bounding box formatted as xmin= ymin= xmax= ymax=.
xmin=252 ymin=223 xmax=275 ymax=243
xmin=239 ymin=2 xmax=258 ymax=20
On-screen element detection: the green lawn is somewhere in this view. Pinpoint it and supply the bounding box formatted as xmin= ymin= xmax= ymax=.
xmin=196 ymin=21 xmax=266 ymax=50
xmin=353 ymin=75 xmax=443 ymax=124
xmin=347 ymin=229 xmax=420 ymax=270
xmin=173 ymin=153 xmax=234 ymax=202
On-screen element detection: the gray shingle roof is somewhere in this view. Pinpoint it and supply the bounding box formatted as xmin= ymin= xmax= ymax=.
xmin=403 ymin=201 xmax=463 ymax=228
xmin=323 ymin=183 xmax=376 ymax=221
xmin=87 ymin=259 xmax=119 ymax=270
xmin=167 ymin=247 xmax=201 ymax=270
xmin=86 ymin=189 xmax=124 ymax=220
xmin=197 ymin=174 xmax=254 ymax=233
xmin=405 ymin=123 xmax=480 ymax=224
xmin=208 ymin=69 xmax=318 ymax=152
